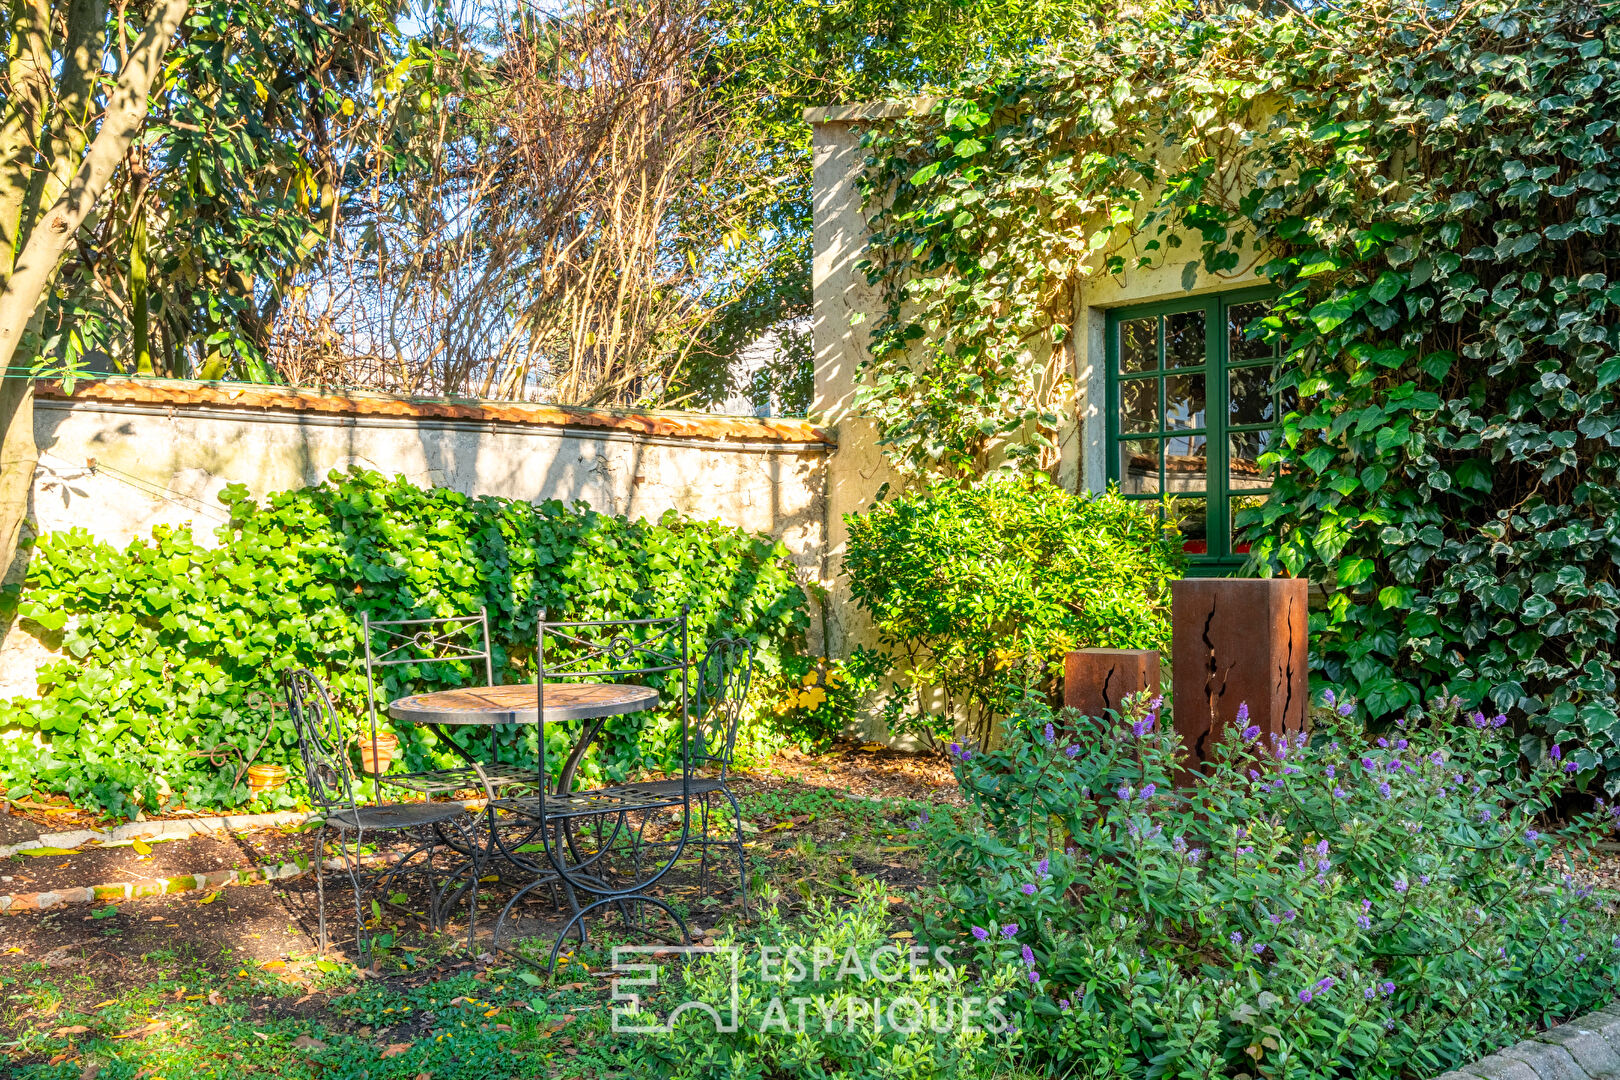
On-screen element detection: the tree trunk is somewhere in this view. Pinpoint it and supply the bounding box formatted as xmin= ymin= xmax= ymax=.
xmin=0 ymin=0 xmax=192 ymax=581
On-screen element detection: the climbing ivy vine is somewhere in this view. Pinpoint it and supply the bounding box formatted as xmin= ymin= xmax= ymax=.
xmin=856 ymin=0 xmax=1620 ymax=787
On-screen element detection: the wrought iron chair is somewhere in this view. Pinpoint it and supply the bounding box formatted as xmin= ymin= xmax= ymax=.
xmin=616 ymin=636 xmax=756 ymax=914
xmin=284 ymin=668 xmax=489 ymax=962
xmin=360 ymin=609 xmax=543 ymax=797
xmin=490 ymin=610 xmax=694 ymax=971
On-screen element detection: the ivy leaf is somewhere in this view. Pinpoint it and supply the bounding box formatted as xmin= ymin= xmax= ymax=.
xmin=1308 ymin=290 xmax=1369 ymax=333
xmin=1338 ymin=558 xmax=1376 ymax=588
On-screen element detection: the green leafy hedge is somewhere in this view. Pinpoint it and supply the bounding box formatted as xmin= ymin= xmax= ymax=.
xmin=844 ymin=475 xmax=1182 ymax=746
xmin=854 ymin=0 xmax=1620 ymax=787
xmin=0 ymin=470 xmax=809 ymax=817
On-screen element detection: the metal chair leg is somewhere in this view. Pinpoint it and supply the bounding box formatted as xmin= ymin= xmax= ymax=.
xmin=721 ymin=787 xmax=749 ymax=917
xmin=315 ymin=823 xmax=329 ymax=955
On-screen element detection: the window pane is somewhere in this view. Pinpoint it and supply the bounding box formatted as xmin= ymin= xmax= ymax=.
xmin=1164 ymin=434 xmax=1207 ymax=492
xmin=1119 ymin=317 xmax=1157 ymax=374
xmin=1173 ymin=497 xmax=1208 ymax=555
xmin=1278 ymin=382 xmax=1299 ymax=417
xmin=1164 ymin=374 xmax=1206 ymax=430
xmin=1228 ymin=301 xmax=1274 ymax=362
xmin=1118 ymin=439 xmax=1160 ymax=494
xmin=1231 ymin=494 xmax=1268 ymax=554
xmin=1229 ymin=431 xmax=1275 ymax=490
xmin=1165 ymin=310 xmax=1205 ymax=368
xmin=1120 ymin=378 xmax=1159 ymax=433
xmin=1228 ymin=366 xmax=1277 ymax=426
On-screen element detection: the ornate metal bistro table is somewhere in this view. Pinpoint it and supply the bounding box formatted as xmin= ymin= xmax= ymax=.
xmin=388 ymin=681 xmax=660 ymax=793
xmin=385 ymin=681 xmax=665 ymax=930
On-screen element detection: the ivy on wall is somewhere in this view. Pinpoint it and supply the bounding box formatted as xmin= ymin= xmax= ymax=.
xmin=0 ymin=470 xmax=809 ymax=816
xmin=855 ymin=0 xmax=1620 ymax=786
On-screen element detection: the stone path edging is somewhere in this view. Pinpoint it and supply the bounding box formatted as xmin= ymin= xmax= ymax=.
xmin=0 ymin=850 xmax=403 ymax=913
xmin=1433 ymin=1001 xmax=1620 ymax=1080
xmin=0 ymin=809 xmax=318 ymax=858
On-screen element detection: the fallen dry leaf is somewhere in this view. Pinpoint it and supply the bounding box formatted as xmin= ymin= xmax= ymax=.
xmin=111 ymin=1020 xmax=168 ymax=1040
xmin=79 ymin=1064 xmax=101 ymax=1080
xmin=207 ymin=991 xmax=224 ymax=1007
xmin=379 ymin=1042 xmax=413 ymax=1059
xmin=291 ymin=1036 xmax=328 ymax=1051
xmin=53 ymin=1025 xmax=90 ymax=1036
xmin=48 ymin=1053 xmax=76 ymax=1066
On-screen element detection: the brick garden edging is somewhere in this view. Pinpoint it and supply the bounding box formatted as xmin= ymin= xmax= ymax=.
xmin=1434 ymin=1002 xmax=1620 ymax=1080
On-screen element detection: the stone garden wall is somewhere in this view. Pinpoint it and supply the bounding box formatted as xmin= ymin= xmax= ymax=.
xmin=0 ymin=377 xmax=832 ymax=699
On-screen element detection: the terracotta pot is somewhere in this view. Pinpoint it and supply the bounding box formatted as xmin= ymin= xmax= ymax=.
xmin=358 ymin=732 xmax=399 ymax=775
xmin=247 ymin=763 xmax=288 ymax=795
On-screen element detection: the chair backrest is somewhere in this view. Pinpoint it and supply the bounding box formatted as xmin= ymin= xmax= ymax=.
xmin=537 ymin=609 xmax=688 ymax=682
xmin=536 ymin=609 xmax=690 ymax=793
xmin=691 ymin=637 xmax=755 ymax=773
xmin=283 ymin=668 xmax=356 ymax=811
xmin=361 ymin=609 xmax=495 ymax=746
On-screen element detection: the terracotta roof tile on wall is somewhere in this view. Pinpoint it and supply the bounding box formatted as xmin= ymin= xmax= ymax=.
xmin=34 ymin=377 xmax=834 ymax=446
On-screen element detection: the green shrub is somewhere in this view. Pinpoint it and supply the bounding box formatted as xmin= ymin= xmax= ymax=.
xmin=922 ymin=691 xmax=1620 ymax=1078
xmin=843 ymin=474 xmax=1183 ymax=747
xmin=0 ymin=469 xmax=809 ymax=816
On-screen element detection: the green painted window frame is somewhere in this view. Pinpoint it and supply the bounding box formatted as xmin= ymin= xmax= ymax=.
xmin=1105 ymin=287 xmax=1286 ymax=575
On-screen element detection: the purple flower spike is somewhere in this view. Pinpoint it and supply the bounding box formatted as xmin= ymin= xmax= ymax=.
xmin=1378 ymin=782 xmax=1392 ymax=798
xmin=1377 ymin=737 xmax=1388 ymax=748
xmin=1493 ymin=713 xmax=1508 ymax=728
xmin=1242 ymin=724 xmax=1261 ymax=741
xmin=1551 ymin=744 xmax=1563 ymax=761
xmin=1253 ymin=942 xmax=1266 ymax=954
xmin=1065 ymin=744 xmax=1080 ymax=758
xmin=1117 ymin=785 xmax=1132 ymax=801
xmin=1027 ymin=969 xmax=1040 ymax=984
xmin=1325 ymin=764 xmax=1336 ymax=779
xmin=1237 ymin=702 xmax=1250 ymax=723
xmin=1140 ymin=783 xmax=1156 ymax=801
xmin=1043 ymin=722 xmax=1054 ymax=745
xmin=1298 ymin=989 xmax=1313 ymax=1004
xmin=1395 ymin=739 xmax=1408 ymax=750
xmin=1338 ymin=702 xmax=1354 ymax=717
xmin=1323 ymin=689 xmax=1336 ymax=707
xmin=948 ymin=742 xmax=963 ymax=759
xmin=1526 ymin=829 xmax=1540 ymax=842
xmin=1001 ymin=924 xmax=1019 ymax=938
xmin=1230 ymin=930 xmax=1243 ymax=945
xmin=1021 ymin=882 xmax=1037 ymax=896
xmin=1021 ymin=944 xmax=1035 ymax=966
xmin=1566 ymin=761 xmax=1579 ymax=773
xmin=971 ymin=926 xmax=990 ymax=941
xmin=1036 ymin=857 xmax=1050 ymax=878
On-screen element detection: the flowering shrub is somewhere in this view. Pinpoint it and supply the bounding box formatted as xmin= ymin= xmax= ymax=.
xmin=923 ymin=693 xmax=1620 ymax=1078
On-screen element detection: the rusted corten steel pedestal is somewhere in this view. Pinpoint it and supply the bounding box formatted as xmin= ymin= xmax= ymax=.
xmin=1064 ymin=648 xmax=1161 ymax=718
xmin=1171 ymin=578 xmax=1308 ymax=772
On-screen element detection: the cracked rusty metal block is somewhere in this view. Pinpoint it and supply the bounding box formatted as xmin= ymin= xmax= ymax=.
xmin=1064 ymin=649 xmax=1161 ymax=719
xmin=1171 ymin=578 xmax=1308 ymax=774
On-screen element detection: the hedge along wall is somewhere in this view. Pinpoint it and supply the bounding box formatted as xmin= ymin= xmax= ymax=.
xmin=0 ymin=470 xmax=811 ymax=817
xmin=852 ymin=0 xmax=1620 ymax=789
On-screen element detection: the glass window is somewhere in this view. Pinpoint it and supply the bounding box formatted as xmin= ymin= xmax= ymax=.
xmin=1108 ymin=291 xmax=1287 ymax=568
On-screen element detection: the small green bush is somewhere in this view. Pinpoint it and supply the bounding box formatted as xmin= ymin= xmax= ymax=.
xmin=924 ymin=692 xmax=1620 ymax=1078
xmin=0 ymin=469 xmax=809 ymax=816
xmin=843 ymin=474 xmax=1183 ymax=747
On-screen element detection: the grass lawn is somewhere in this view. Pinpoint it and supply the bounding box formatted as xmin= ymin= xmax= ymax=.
xmin=2 ymin=752 xmax=957 ymax=1079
